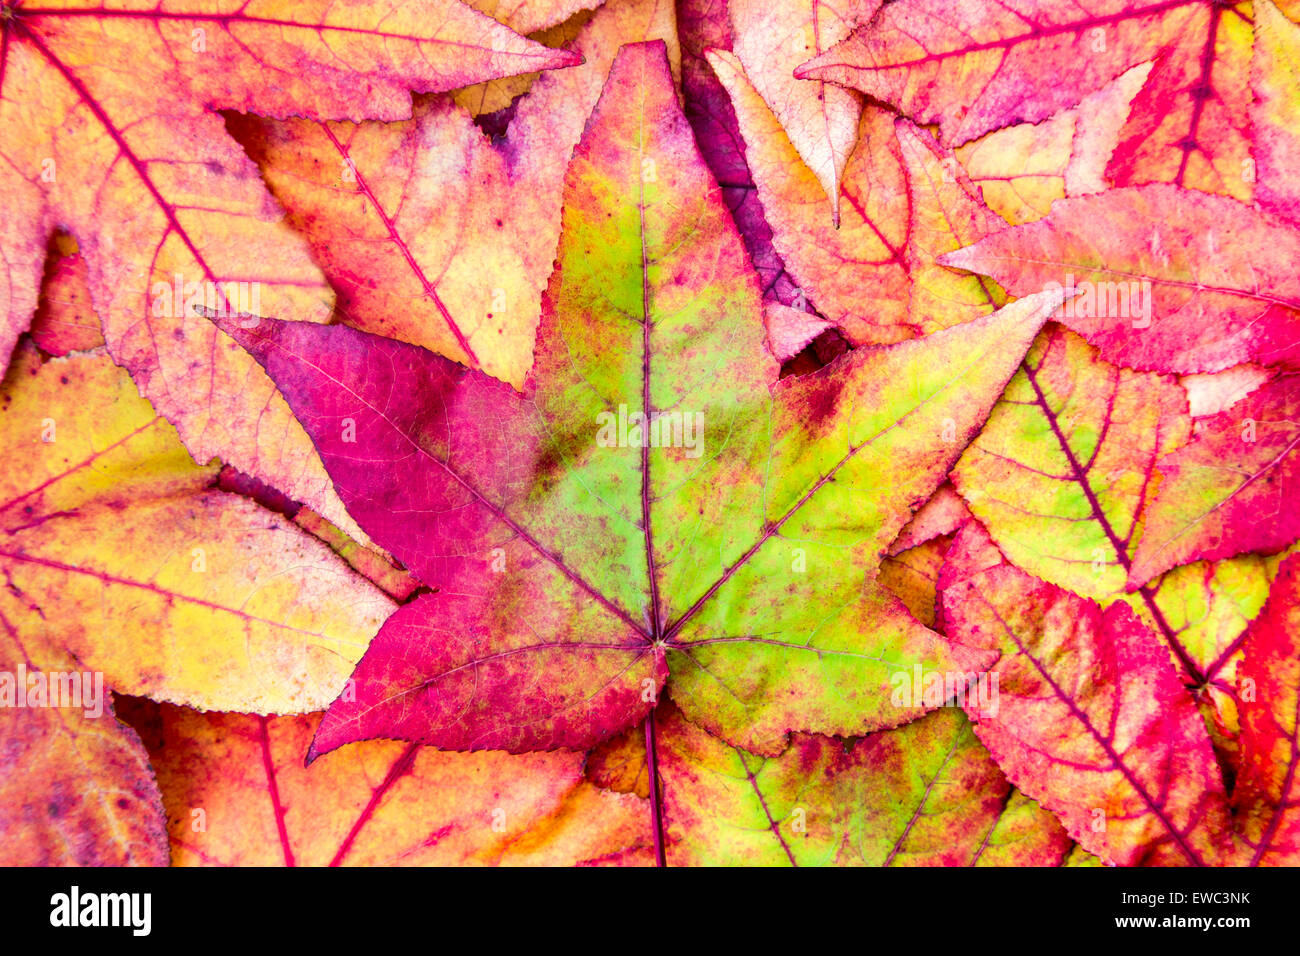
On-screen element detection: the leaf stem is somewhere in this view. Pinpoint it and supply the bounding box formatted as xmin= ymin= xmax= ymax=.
xmin=644 ymin=709 xmax=667 ymax=867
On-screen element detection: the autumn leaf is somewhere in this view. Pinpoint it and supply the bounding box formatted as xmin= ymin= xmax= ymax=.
xmin=212 ymin=41 xmax=1064 ymax=767
xmin=229 ymin=0 xmax=676 ymax=389
xmin=797 ymin=0 xmax=1285 ymax=201
xmin=940 ymin=184 xmax=1300 ymax=374
xmin=940 ymin=521 xmax=1233 ymax=866
xmin=887 ymin=483 xmax=970 ymax=557
xmin=952 ymin=62 xmax=1153 ymax=226
xmin=1183 ymin=363 xmax=1274 ymax=417
xmin=894 ymin=119 xmax=1008 ymax=333
xmin=1129 ymin=373 xmax=1300 ymax=587
xmin=658 ymin=703 xmax=1070 ymax=866
xmin=28 ymin=234 xmax=103 ymax=357
xmin=727 ymin=0 xmax=878 ymax=221
xmin=0 ymin=343 xmax=393 ymax=713
xmin=152 ymin=705 xmax=652 ymax=866
xmin=708 ymin=47 xmax=912 ymax=344
xmin=678 ymin=0 xmax=802 ymax=312
xmin=763 ymin=301 xmax=831 ymax=362
xmin=0 ymin=628 xmax=167 ymax=866
xmin=8 ymin=0 xmax=1300 ymax=873
xmin=468 ymin=0 xmax=605 ymax=35
xmin=0 ymin=0 xmax=581 ymax=544
xmin=1233 ymin=553 xmax=1300 ymax=865
xmin=1254 ymin=0 xmax=1300 ymax=225
xmin=879 ymin=536 xmax=952 ymax=630
xmin=952 ymin=324 xmax=1192 ymax=605
xmin=947 ymin=322 xmax=1297 ymax=746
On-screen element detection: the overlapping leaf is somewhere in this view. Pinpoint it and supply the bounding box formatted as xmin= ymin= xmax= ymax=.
xmin=152 ymin=705 xmax=651 ymax=866
xmin=0 ymin=345 xmax=392 ymax=713
xmin=798 ymin=0 xmax=1291 ymax=201
xmin=213 ymin=42 xmax=1063 ymax=766
xmin=940 ymin=185 xmax=1300 ymax=374
xmin=1233 ymin=553 xmax=1300 ymax=865
xmin=0 ymin=0 xmax=580 ymax=541
xmin=940 ymin=522 xmax=1233 ymax=866
xmin=727 ymin=0 xmax=878 ymax=220
xmin=229 ymin=0 xmax=676 ymax=389
xmin=1130 ymin=373 xmax=1300 ymax=586
xmin=659 ymin=704 xmax=1069 ymax=866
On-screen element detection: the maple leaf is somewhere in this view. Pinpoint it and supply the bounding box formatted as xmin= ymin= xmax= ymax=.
xmin=1254 ymin=0 xmax=1300 ymax=224
xmin=211 ymin=42 xmax=1064 ymax=771
xmin=940 ymin=184 xmax=1300 ymax=374
xmin=0 ymin=344 xmax=393 ymax=713
xmin=657 ymin=703 xmax=1070 ymax=866
xmin=797 ymin=0 xmax=1293 ymax=201
xmin=1129 ymin=373 xmax=1300 ymax=586
xmin=727 ymin=0 xmax=879 ymax=222
xmin=151 ymin=706 xmax=652 ymax=866
xmin=227 ymin=0 xmax=675 ymax=389
xmin=1233 ymin=553 xmax=1300 ymax=864
xmin=939 ymin=521 xmax=1233 ymax=866
xmin=0 ymin=0 xmax=581 ymax=542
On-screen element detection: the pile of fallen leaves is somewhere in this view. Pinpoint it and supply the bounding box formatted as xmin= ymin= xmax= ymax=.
xmin=2 ymin=0 xmax=1298 ymax=867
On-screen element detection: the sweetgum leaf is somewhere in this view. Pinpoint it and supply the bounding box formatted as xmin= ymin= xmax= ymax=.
xmin=798 ymin=0 xmax=1280 ymax=201
xmin=0 ymin=344 xmax=394 ymax=713
xmin=229 ymin=0 xmax=676 ymax=389
xmin=727 ymin=0 xmax=879 ymax=221
xmin=0 ymin=0 xmax=584 ymax=544
xmin=153 ymin=706 xmax=652 ymax=866
xmin=940 ymin=184 xmax=1300 ymax=374
xmin=1129 ymin=373 xmax=1300 ymax=586
xmin=707 ymin=48 xmax=912 ymax=344
xmin=940 ymin=521 xmax=1233 ymax=866
xmin=213 ymin=42 xmax=1064 ymax=761
xmin=658 ymin=704 xmax=1070 ymax=866
xmin=894 ymin=119 xmax=1008 ymax=333
xmin=952 ymin=62 xmax=1152 ymax=226
xmin=951 ymin=327 xmax=1296 ymax=750
xmin=953 ymin=324 xmax=1192 ymax=606
xmin=678 ymin=0 xmax=802 ymax=311
xmin=1233 ymin=553 xmax=1300 ymax=865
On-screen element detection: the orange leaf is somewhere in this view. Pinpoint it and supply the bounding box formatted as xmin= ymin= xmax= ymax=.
xmin=229 ymin=0 xmax=678 ymax=388
xmin=153 ymin=706 xmax=653 ymax=866
xmin=1 ymin=0 xmax=581 ymax=541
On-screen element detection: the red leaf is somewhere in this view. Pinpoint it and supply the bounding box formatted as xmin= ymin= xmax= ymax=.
xmin=940 ymin=522 xmax=1233 ymax=865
